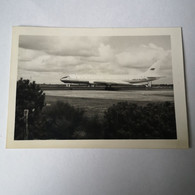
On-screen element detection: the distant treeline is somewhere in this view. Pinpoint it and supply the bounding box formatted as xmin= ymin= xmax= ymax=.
xmin=14 ymin=79 xmax=177 ymax=140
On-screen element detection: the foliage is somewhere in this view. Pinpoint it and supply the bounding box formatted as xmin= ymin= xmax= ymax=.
xmin=37 ymin=101 xmax=86 ymax=139
xmin=14 ymin=78 xmax=45 ymax=139
xmin=79 ymin=114 xmax=104 ymax=139
xmin=36 ymin=101 xmax=176 ymax=139
xmin=103 ymin=101 xmax=176 ymax=139
xmin=36 ymin=102 xmax=104 ymax=139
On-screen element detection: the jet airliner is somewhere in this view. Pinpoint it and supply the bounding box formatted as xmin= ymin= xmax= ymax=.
xmin=60 ymin=60 xmax=164 ymax=88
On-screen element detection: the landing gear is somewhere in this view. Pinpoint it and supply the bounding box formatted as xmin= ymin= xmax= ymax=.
xmin=88 ymin=84 xmax=96 ymax=88
xmin=65 ymin=83 xmax=72 ymax=90
xmin=146 ymin=81 xmax=152 ymax=89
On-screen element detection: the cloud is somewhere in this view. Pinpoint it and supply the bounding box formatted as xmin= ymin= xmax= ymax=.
xmin=81 ymin=43 xmax=115 ymax=64
xmin=17 ymin=69 xmax=63 ymax=84
xmin=116 ymin=43 xmax=172 ymax=71
xmin=19 ymin=36 xmax=106 ymax=57
xmin=18 ymin=48 xmax=83 ymax=73
xmin=18 ymin=48 xmax=44 ymax=62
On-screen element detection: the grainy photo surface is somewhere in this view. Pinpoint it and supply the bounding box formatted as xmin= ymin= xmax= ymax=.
xmin=6 ymin=27 xmax=188 ymax=148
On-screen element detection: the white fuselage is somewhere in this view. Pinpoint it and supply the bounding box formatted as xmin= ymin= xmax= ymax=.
xmin=60 ymin=74 xmax=160 ymax=86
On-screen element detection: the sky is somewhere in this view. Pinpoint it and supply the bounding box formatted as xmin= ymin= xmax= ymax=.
xmin=18 ymin=35 xmax=173 ymax=84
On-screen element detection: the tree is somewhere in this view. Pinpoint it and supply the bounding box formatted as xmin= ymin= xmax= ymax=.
xmin=14 ymin=78 xmax=45 ymax=139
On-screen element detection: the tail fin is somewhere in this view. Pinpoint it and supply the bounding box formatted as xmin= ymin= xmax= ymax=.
xmin=143 ymin=60 xmax=161 ymax=77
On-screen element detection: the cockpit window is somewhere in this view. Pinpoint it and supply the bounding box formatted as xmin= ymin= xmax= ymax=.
xmin=60 ymin=76 xmax=70 ymax=81
xmin=62 ymin=76 xmax=70 ymax=79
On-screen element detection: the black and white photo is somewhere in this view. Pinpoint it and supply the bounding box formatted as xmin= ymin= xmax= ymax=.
xmin=6 ymin=27 xmax=188 ymax=148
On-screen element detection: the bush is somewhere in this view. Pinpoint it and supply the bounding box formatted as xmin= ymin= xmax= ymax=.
xmin=37 ymin=101 xmax=86 ymax=139
xmin=34 ymin=101 xmax=105 ymax=140
xmin=103 ymin=101 xmax=176 ymax=139
xmin=80 ymin=114 xmax=104 ymax=139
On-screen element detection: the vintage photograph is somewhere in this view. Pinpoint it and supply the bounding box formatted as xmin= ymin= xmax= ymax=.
xmin=6 ymin=27 xmax=188 ymax=148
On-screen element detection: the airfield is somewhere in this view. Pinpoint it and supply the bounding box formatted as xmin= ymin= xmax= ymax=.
xmin=44 ymin=87 xmax=174 ymax=118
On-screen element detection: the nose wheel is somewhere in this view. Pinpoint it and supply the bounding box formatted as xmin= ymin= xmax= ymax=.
xmin=146 ymin=81 xmax=152 ymax=88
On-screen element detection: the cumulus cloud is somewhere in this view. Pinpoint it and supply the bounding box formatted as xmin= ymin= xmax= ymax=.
xmin=18 ymin=48 xmax=83 ymax=73
xmin=19 ymin=36 xmax=106 ymax=57
xmin=82 ymin=43 xmax=115 ymax=64
xmin=116 ymin=43 xmax=172 ymax=70
xmin=18 ymin=48 xmax=44 ymax=62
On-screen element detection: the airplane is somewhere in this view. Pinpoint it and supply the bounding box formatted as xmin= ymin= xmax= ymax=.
xmin=60 ymin=60 xmax=164 ymax=89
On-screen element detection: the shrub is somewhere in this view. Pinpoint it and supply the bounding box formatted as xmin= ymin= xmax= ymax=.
xmin=103 ymin=101 xmax=176 ymax=139
xmin=37 ymin=101 xmax=86 ymax=139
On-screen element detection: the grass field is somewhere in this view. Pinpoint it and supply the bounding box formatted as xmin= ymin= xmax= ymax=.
xmin=45 ymin=95 xmax=173 ymax=118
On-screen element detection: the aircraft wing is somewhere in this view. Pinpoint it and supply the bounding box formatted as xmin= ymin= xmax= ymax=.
xmin=93 ymin=80 xmax=131 ymax=86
